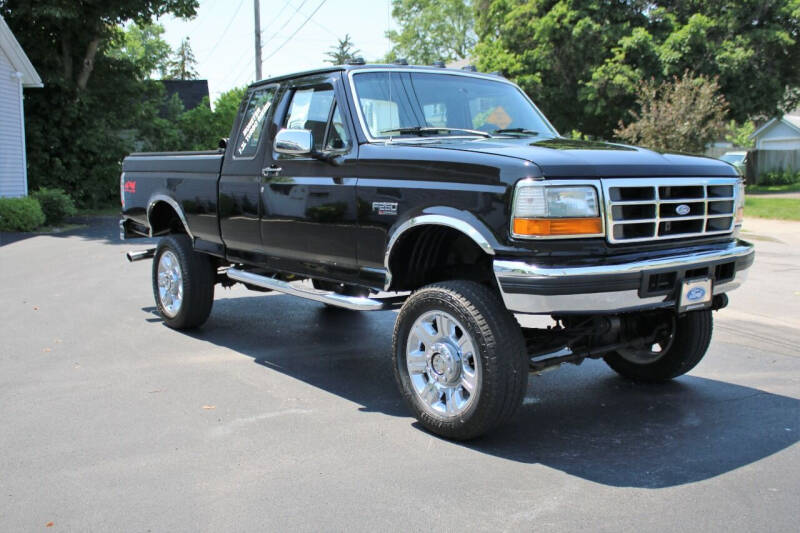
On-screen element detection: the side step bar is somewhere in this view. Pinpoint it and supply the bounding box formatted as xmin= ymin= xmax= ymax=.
xmin=227 ymin=268 xmax=403 ymax=311
xmin=127 ymin=248 xmax=156 ymax=262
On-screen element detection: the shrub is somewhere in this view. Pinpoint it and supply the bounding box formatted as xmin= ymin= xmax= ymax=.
xmin=0 ymin=196 xmax=46 ymax=232
xmin=31 ymin=187 xmax=77 ymax=225
xmin=758 ymin=170 xmax=800 ymax=186
xmin=615 ymin=71 xmax=728 ymax=154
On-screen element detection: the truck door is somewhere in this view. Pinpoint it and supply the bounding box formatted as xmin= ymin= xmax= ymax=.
xmin=219 ymin=84 xmax=278 ymax=262
xmin=259 ymin=73 xmax=359 ymax=282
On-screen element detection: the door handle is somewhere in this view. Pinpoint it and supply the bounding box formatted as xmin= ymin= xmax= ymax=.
xmin=262 ymin=165 xmax=282 ymax=178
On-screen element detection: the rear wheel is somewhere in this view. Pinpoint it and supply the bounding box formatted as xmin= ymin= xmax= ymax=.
xmin=152 ymin=234 xmax=215 ymax=330
xmin=392 ymin=280 xmax=528 ymax=440
xmin=604 ymin=310 xmax=713 ymax=382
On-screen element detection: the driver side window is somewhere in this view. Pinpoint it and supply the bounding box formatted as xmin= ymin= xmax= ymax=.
xmin=283 ymin=85 xmax=350 ymax=152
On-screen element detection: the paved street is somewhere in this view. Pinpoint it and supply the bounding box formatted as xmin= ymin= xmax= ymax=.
xmin=1 ymin=217 xmax=798 ymax=532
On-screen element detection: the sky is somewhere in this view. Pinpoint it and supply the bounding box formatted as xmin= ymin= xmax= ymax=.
xmin=159 ymin=0 xmax=395 ymax=101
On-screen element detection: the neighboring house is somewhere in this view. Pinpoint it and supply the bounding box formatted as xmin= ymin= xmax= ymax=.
xmin=0 ymin=16 xmax=42 ymax=198
xmin=750 ymin=112 xmax=800 ymax=150
xmin=160 ymin=79 xmax=210 ymax=117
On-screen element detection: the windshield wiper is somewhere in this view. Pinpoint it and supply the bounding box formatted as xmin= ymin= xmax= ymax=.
xmin=380 ymin=126 xmax=491 ymax=138
xmin=493 ymin=128 xmax=539 ymax=136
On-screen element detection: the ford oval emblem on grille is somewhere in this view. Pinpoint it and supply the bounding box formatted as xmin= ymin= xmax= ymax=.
xmin=675 ymin=204 xmax=691 ymax=216
xmin=687 ymin=287 xmax=706 ymax=301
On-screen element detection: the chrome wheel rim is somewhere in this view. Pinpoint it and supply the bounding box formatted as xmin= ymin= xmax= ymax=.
xmin=157 ymin=250 xmax=183 ymax=318
xmin=617 ymin=315 xmax=676 ymax=364
xmin=406 ymin=311 xmax=480 ymax=418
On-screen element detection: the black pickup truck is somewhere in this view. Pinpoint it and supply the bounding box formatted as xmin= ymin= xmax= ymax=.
xmin=121 ymin=64 xmax=754 ymax=439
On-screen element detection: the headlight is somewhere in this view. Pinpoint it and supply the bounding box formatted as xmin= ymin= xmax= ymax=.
xmin=734 ymin=179 xmax=745 ymax=225
xmin=512 ymin=181 xmax=604 ymax=238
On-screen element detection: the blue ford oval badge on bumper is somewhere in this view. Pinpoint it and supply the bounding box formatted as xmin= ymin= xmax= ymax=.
xmin=687 ymin=287 xmax=706 ymax=301
xmin=679 ymin=278 xmax=712 ymax=312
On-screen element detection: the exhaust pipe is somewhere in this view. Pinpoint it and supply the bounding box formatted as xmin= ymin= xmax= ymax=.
xmin=126 ymin=248 xmax=156 ymax=262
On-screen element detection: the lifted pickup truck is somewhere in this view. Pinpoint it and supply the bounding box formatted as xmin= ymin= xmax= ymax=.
xmin=121 ymin=64 xmax=754 ymax=439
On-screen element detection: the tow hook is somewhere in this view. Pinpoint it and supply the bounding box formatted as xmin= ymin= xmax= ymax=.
xmin=712 ymin=293 xmax=729 ymax=311
xmin=126 ymin=248 xmax=156 ymax=262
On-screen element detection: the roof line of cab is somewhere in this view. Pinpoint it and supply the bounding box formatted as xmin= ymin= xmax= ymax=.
xmin=248 ymin=63 xmax=504 ymax=90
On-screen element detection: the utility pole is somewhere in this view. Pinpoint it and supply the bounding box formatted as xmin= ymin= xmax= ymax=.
xmin=254 ymin=0 xmax=262 ymax=81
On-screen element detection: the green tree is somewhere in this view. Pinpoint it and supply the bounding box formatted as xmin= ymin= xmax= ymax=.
xmin=325 ymin=34 xmax=361 ymax=65
xmin=179 ymin=87 xmax=248 ymax=151
xmin=725 ymin=120 xmax=756 ymax=148
xmin=386 ymin=0 xmax=476 ymax=64
xmin=107 ymin=22 xmax=173 ymax=79
xmin=474 ymin=0 xmax=800 ymax=138
xmin=0 ymin=0 xmax=199 ymax=207
xmin=0 ymin=0 xmax=198 ymax=91
xmin=615 ymin=72 xmax=729 ymax=154
xmin=165 ymin=37 xmax=199 ymax=80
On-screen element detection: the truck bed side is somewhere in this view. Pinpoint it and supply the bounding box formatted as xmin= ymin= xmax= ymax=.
xmin=121 ymin=151 xmax=225 ymax=252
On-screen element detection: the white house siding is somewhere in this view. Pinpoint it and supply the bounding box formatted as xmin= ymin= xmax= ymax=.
xmin=0 ymin=48 xmax=26 ymax=197
xmin=755 ymin=122 xmax=800 ymax=150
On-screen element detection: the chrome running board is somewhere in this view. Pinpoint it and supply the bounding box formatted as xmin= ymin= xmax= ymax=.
xmin=226 ymin=268 xmax=403 ymax=311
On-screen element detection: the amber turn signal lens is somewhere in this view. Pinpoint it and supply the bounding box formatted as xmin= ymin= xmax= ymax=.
xmin=513 ymin=217 xmax=603 ymax=236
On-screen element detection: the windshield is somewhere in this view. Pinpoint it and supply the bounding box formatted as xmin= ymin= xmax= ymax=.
xmin=720 ymin=154 xmax=745 ymax=164
xmin=352 ymin=71 xmax=557 ymax=140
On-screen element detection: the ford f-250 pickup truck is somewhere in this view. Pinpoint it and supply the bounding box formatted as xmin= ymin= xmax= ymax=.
xmin=121 ymin=63 xmax=754 ymax=440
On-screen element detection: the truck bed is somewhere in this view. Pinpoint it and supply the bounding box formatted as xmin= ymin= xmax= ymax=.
xmin=121 ymin=151 xmax=225 ymax=249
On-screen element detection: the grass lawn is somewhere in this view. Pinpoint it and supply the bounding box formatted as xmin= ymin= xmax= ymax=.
xmin=745 ymin=197 xmax=800 ymax=220
xmin=746 ymin=183 xmax=800 ymax=194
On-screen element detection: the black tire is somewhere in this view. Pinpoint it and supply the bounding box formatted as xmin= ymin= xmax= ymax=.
xmin=604 ymin=310 xmax=713 ymax=382
xmin=152 ymin=234 xmax=215 ymax=330
xmin=392 ymin=280 xmax=528 ymax=440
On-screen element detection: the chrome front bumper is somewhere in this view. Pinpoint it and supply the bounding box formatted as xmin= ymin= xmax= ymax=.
xmin=494 ymin=240 xmax=754 ymax=314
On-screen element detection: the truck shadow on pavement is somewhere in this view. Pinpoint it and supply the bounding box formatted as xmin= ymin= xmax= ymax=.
xmin=165 ymin=293 xmax=798 ymax=489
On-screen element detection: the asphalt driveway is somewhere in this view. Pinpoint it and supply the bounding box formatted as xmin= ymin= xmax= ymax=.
xmin=1 ymin=217 xmax=798 ymax=531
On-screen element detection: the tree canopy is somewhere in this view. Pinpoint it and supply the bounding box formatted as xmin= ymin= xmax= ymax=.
xmin=615 ymin=72 xmax=729 ymax=154
xmin=0 ymin=0 xmax=200 ymax=206
xmin=165 ymin=37 xmax=199 ymax=80
xmin=325 ymin=34 xmax=361 ymax=65
xmin=474 ymin=0 xmax=800 ymax=138
xmin=385 ymin=0 xmax=476 ymax=64
xmin=107 ymin=22 xmax=173 ymax=79
xmin=0 ymin=0 xmax=198 ymax=91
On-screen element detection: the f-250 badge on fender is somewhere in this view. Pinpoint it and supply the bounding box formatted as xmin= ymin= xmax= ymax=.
xmin=372 ymin=202 xmax=398 ymax=215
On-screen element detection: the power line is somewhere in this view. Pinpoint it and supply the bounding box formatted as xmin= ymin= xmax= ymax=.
xmin=258 ymin=0 xmax=310 ymax=53
xmin=201 ymin=0 xmax=247 ymax=62
xmin=259 ymin=0 xmax=295 ymax=37
xmin=262 ymin=0 xmax=329 ymax=64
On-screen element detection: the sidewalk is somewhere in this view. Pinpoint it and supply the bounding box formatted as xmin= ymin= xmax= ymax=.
xmin=742 ymin=216 xmax=800 ymax=244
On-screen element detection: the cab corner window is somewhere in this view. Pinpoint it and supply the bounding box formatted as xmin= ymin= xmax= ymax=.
xmin=234 ymin=87 xmax=276 ymax=158
xmin=325 ymin=104 xmax=350 ymax=151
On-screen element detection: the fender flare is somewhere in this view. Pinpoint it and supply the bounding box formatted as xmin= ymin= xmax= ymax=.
xmin=383 ymin=211 xmax=497 ymax=290
xmin=146 ymin=194 xmax=193 ymax=240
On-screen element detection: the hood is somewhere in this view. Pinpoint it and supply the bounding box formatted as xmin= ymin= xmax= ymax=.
xmin=408 ymin=137 xmax=737 ymax=178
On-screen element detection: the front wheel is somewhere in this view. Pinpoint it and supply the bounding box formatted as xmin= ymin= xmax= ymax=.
xmin=152 ymin=234 xmax=215 ymax=330
xmin=603 ymin=309 xmax=713 ymax=382
xmin=392 ymin=280 xmax=528 ymax=440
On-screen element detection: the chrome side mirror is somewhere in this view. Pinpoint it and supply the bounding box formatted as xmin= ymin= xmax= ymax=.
xmin=275 ymin=128 xmax=313 ymax=155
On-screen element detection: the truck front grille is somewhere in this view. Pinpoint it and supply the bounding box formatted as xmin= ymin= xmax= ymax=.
xmin=601 ymin=178 xmax=739 ymax=244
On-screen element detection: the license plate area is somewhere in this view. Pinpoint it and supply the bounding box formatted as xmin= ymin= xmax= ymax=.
xmin=678 ymin=278 xmax=712 ymax=312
